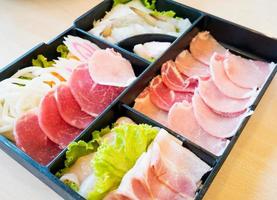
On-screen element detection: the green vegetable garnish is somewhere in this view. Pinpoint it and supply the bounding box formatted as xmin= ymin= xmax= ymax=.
xmin=57 ymin=44 xmax=69 ymax=58
xmin=19 ymin=76 xmax=33 ymax=80
xmin=148 ymin=57 xmax=156 ymax=62
xmin=64 ymin=180 xmax=80 ymax=192
xmin=32 ymin=55 xmax=54 ymax=68
xmin=150 ymin=9 xmax=176 ymax=18
xmin=113 ymin=0 xmax=156 ymax=10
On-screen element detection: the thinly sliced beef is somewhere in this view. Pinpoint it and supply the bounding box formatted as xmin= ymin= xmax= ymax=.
xmin=198 ymin=77 xmax=253 ymax=117
xmin=88 ymin=49 xmax=136 ymax=87
xmin=210 ymin=53 xmax=256 ymax=99
xmin=63 ymin=36 xmax=100 ymax=61
xmin=168 ymin=101 xmax=229 ymax=156
xmin=55 ymin=84 xmax=94 ymax=129
xmin=69 ymin=65 xmax=124 ymax=117
xmin=161 ymin=60 xmax=198 ymax=92
xmin=38 ymin=91 xmax=81 ymax=148
xmin=224 ymin=52 xmax=272 ymax=89
xmin=175 ymin=50 xmax=209 ymax=77
xmin=190 ymin=31 xmax=226 ymax=65
xmin=149 ymin=76 xmax=193 ymax=111
xmin=134 ymin=88 xmax=168 ymax=126
xmin=15 ymin=110 xmax=61 ymax=165
xmin=192 ymin=91 xmax=250 ymax=138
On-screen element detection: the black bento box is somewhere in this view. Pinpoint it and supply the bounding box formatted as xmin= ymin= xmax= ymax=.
xmin=0 ymin=0 xmax=276 ymax=200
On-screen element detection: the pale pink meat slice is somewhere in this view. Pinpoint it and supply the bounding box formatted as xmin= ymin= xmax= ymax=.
xmin=198 ymin=77 xmax=253 ymax=117
xmin=38 ymin=91 xmax=81 ymax=148
xmin=55 ymin=84 xmax=94 ymax=129
xmin=69 ymin=64 xmax=124 ymax=117
xmin=134 ymin=88 xmax=168 ymax=126
xmin=168 ymin=101 xmax=229 ymax=156
xmin=175 ymin=50 xmax=210 ymax=77
xmin=88 ymin=49 xmax=136 ymax=87
xmin=224 ymin=52 xmax=273 ymax=89
xmin=210 ymin=53 xmax=256 ymax=99
xmin=63 ymin=35 xmax=100 ymax=61
xmin=14 ymin=110 xmax=61 ymax=165
xmin=190 ymin=31 xmax=226 ymax=65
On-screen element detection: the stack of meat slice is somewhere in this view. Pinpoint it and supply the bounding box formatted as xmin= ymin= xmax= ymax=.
xmin=134 ymin=31 xmax=275 ymax=156
xmin=105 ymin=129 xmax=211 ymax=200
xmin=14 ymin=36 xmax=136 ymax=165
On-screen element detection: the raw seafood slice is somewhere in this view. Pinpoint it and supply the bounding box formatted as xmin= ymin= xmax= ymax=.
xmin=210 ymin=53 xmax=256 ymax=99
xmin=149 ymin=76 xmax=193 ymax=111
xmin=161 ymin=60 xmax=198 ymax=92
xmin=38 ymin=91 xmax=81 ymax=148
xmin=198 ymin=77 xmax=253 ymax=117
xmin=88 ymin=49 xmax=136 ymax=87
xmin=175 ymin=50 xmax=209 ymax=77
xmin=134 ymin=88 xmax=168 ymax=126
xmin=69 ymin=64 xmax=124 ymax=116
xmin=190 ymin=31 xmax=226 ymax=65
xmin=168 ymin=101 xmax=229 ymax=156
xmin=223 ymin=52 xmax=273 ymax=89
xmin=63 ymin=36 xmax=100 ymax=61
xmin=55 ymin=84 xmax=94 ymax=129
xmin=14 ymin=110 xmax=61 ymax=165
xmin=192 ymin=91 xmax=250 ymax=138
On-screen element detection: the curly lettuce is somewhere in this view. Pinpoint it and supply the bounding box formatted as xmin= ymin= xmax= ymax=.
xmin=32 ymin=55 xmax=54 ymax=68
xmin=57 ymin=44 xmax=69 ymax=58
xmin=113 ymin=0 xmax=156 ymax=10
xmin=151 ymin=9 xmax=176 ymax=18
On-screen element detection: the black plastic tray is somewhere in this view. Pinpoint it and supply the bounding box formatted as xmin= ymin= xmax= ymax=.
xmin=0 ymin=0 xmax=276 ymax=200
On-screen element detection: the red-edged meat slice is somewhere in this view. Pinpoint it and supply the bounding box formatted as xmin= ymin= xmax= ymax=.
xmin=223 ymin=52 xmax=273 ymax=89
xmin=198 ymin=77 xmax=253 ymax=117
xmin=192 ymin=91 xmax=251 ymax=138
xmin=210 ymin=53 xmax=257 ymax=99
xmin=55 ymin=84 xmax=94 ymax=129
xmin=168 ymin=101 xmax=229 ymax=156
xmin=63 ymin=36 xmax=100 ymax=61
xmin=38 ymin=91 xmax=81 ymax=148
xmin=88 ymin=49 xmax=136 ymax=87
xmin=190 ymin=31 xmax=226 ymax=65
xmin=15 ymin=110 xmax=61 ymax=165
xmin=175 ymin=50 xmax=209 ymax=77
xmin=69 ymin=64 xmax=124 ymax=117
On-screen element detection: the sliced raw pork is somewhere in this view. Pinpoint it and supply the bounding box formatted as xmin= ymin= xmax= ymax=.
xmin=38 ymin=91 xmax=81 ymax=148
xmin=161 ymin=60 xmax=198 ymax=92
xmin=15 ymin=110 xmax=61 ymax=165
xmin=223 ymin=51 xmax=273 ymax=89
xmin=168 ymin=101 xmax=229 ymax=156
xmin=149 ymin=76 xmax=193 ymax=111
xmin=134 ymin=88 xmax=168 ymax=126
xmin=88 ymin=49 xmax=136 ymax=87
xmin=198 ymin=77 xmax=253 ymax=117
xmin=63 ymin=36 xmax=100 ymax=61
xmin=210 ymin=53 xmax=256 ymax=99
xmin=175 ymin=50 xmax=209 ymax=77
xmin=55 ymin=84 xmax=94 ymax=129
xmin=190 ymin=31 xmax=226 ymax=65
xmin=69 ymin=64 xmax=124 ymax=117
xmin=192 ymin=91 xmax=250 ymax=138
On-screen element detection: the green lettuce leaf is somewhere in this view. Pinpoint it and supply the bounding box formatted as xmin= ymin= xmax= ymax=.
xmin=32 ymin=55 xmax=54 ymax=68
xmin=141 ymin=0 xmax=156 ymax=10
xmin=57 ymin=44 xmax=69 ymax=58
xmin=113 ymin=0 xmax=132 ymax=6
xmin=150 ymin=9 xmax=176 ymax=18
xmin=87 ymin=124 xmax=158 ymax=200
xmin=64 ymin=179 xmax=80 ymax=192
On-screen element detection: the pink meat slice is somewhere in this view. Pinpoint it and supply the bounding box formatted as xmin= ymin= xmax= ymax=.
xmin=150 ymin=129 xmax=211 ymax=197
xmin=210 ymin=53 xmax=256 ymax=99
xmin=168 ymin=101 xmax=229 ymax=156
xmin=69 ymin=64 xmax=124 ymax=117
xmin=134 ymin=88 xmax=168 ymax=126
xmin=14 ymin=110 xmax=61 ymax=165
xmin=192 ymin=91 xmax=250 ymax=138
xmin=175 ymin=50 xmax=210 ymax=77
xmin=149 ymin=76 xmax=193 ymax=111
xmin=55 ymin=84 xmax=94 ymax=129
xmin=224 ymin=52 xmax=272 ymax=89
xmin=38 ymin=91 xmax=81 ymax=148
xmin=88 ymin=48 xmax=136 ymax=87
xmin=190 ymin=31 xmax=226 ymax=65
xmin=63 ymin=35 xmax=100 ymax=61
xmin=198 ymin=77 xmax=253 ymax=117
